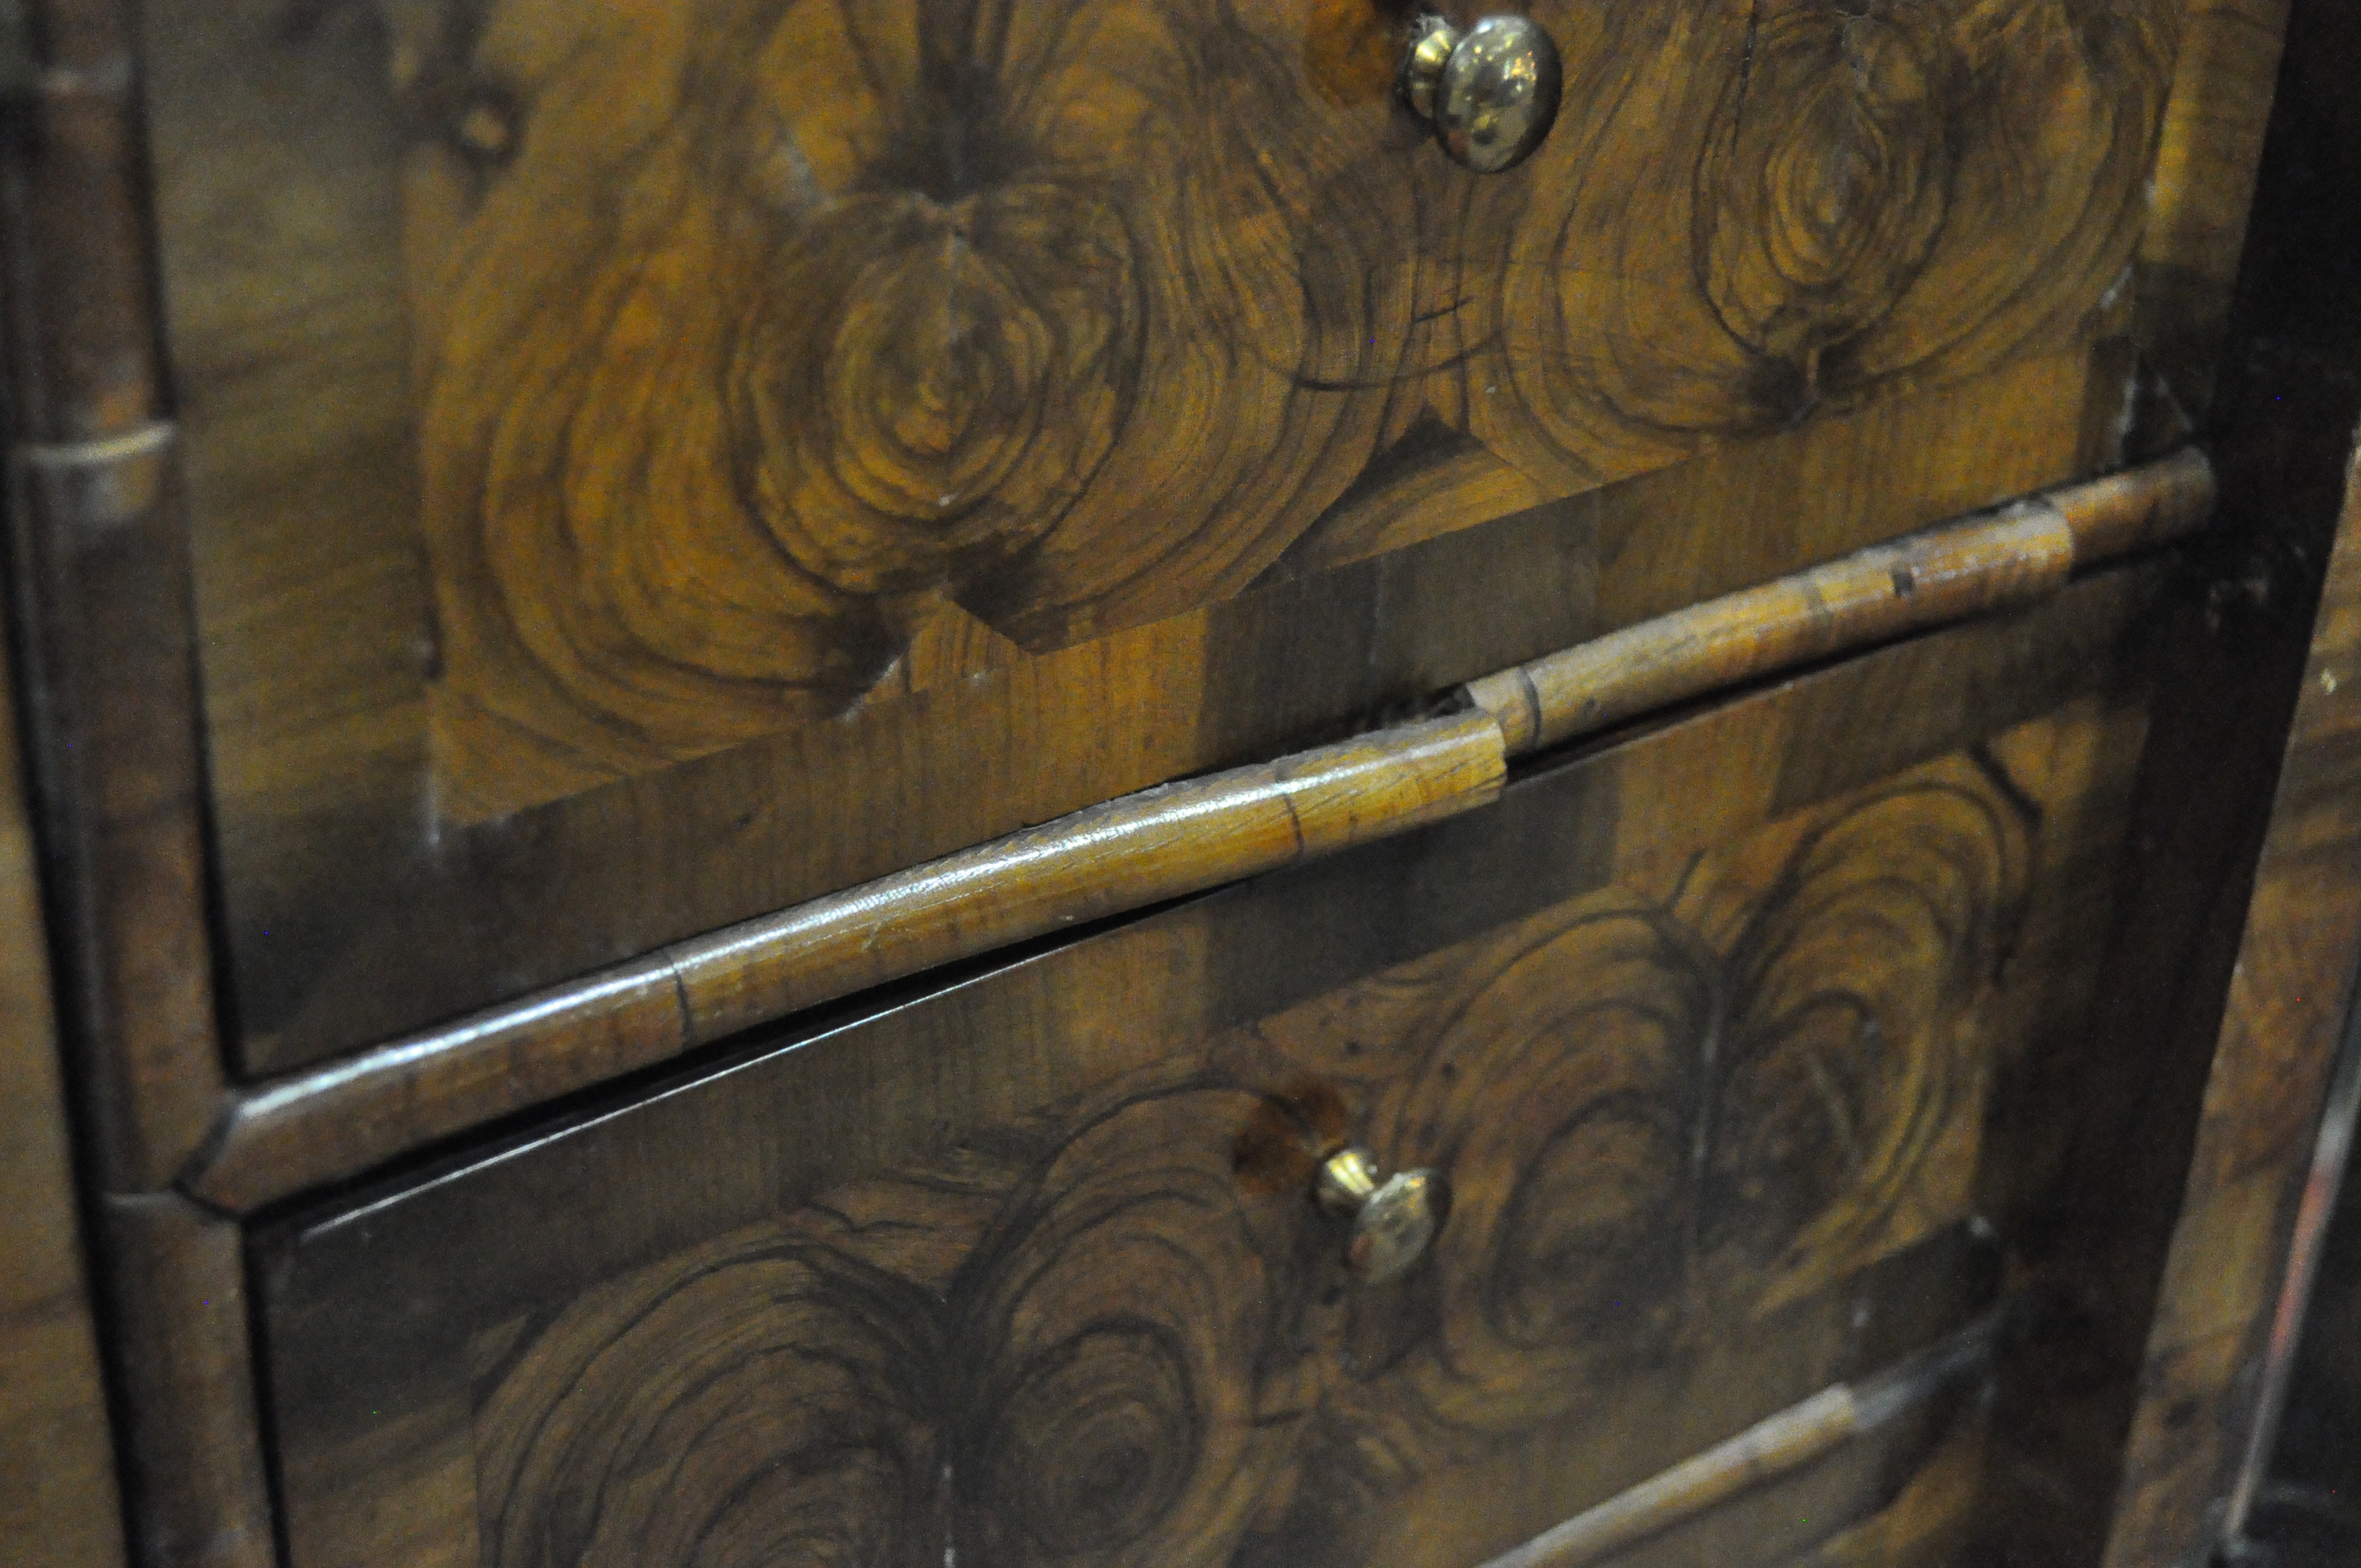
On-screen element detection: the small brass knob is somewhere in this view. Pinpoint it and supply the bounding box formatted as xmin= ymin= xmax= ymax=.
xmin=1400 ymin=14 xmax=1564 ymax=173
xmin=1316 ymin=1147 xmax=1441 ymax=1283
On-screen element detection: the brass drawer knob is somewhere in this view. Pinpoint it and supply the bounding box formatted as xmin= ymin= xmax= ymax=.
xmin=1400 ymin=13 xmax=1565 ymax=173
xmin=1316 ymin=1146 xmax=1441 ymax=1283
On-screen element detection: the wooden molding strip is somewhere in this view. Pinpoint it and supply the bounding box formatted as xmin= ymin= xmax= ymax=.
xmin=183 ymin=452 xmax=2217 ymax=1214
xmin=0 ymin=540 xmax=128 ymax=1568
xmin=96 ymin=1194 xmax=274 ymax=1568
xmin=1465 ymin=449 xmax=2216 ymax=755
xmin=0 ymin=5 xmax=275 ymax=1561
xmin=1477 ymin=1313 xmax=2003 ymax=1568
xmin=1484 ymin=1387 xmax=1864 ymax=1568
xmin=2 ymin=0 xmax=230 ymax=1195
xmin=187 ymin=711 xmax=1506 ymax=1210
xmin=8 ymin=427 xmax=228 ymax=1194
xmin=667 ymin=712 xmax=1502 ymax=1042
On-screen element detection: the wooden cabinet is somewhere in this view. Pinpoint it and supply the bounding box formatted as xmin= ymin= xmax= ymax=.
xmin=4 ymin=1 xmax=2355 ymax=1567
xmin=258 ymin=578 xmax=2155 ymax=1567
xmin=142 ymin=0 xmax=2186 ymax=1071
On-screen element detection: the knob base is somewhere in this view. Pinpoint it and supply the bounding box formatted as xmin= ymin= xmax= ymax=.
xmin=1400 ymin=17 xmax=1461 ymax=122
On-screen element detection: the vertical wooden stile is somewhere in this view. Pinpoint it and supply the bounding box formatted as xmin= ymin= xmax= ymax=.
xmin=0 ymin=0 xmax=272 ymax=1562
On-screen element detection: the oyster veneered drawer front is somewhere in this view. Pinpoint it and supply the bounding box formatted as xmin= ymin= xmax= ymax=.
xmin=146 ymin=0 xmax=2190 ymax=1070
xmin=256 ymin=570 xmax=2161 ymax=1568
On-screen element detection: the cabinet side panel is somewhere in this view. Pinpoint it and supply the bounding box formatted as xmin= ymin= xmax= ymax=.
xmin=0 ymin=594 xmax=126 ymax=1567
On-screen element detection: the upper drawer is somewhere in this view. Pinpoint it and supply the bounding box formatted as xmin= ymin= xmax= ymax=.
xmin=254 ymin=565 xmax=2163 ymax=1568
xmin=143 ymin=0 xmax=2191 ymax=1069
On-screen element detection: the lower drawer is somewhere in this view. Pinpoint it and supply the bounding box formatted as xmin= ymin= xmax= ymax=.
xmin=254 ymin=569 xmax=2161 ymax=1568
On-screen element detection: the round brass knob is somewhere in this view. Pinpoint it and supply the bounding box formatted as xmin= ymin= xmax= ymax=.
xmin=1316 ymin=1146 xmax=1441 ymax=1283
xmin=1400 ymin=13 xmax=1564 ymax=173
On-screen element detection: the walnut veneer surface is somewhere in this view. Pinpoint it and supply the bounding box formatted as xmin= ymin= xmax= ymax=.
xmin=140 ymin=0 xmax=2223 ymax=1070
xmin=7 ymin=2 xmax=2353 ymax=1567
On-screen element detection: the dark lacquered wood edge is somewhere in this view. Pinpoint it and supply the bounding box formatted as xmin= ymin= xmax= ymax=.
xmin=0 ymin=565 xmax=126 ymax=1568
xmin=1 ymin=5 xmax=267 ymax=1565
xmin=97 ymin=1194 xmax=274 ymax=1568
xmin=2098 ymin=453 xmax=2361 ymax=1551
xmin=1 ymin=0 xmax=226 ymax=1189
xmin=2089 ymin=467 xmax=2361 ymax=1566
xmin=6 ymin=430 xmax=226 ymax=1191
xmin=185 ymin=454 xmax=2216 ymax=1215
xmin=1983 ymin=7 xmax=2361 ymax=1555
xmin=1 ymin=0 xmax=160 ymax=440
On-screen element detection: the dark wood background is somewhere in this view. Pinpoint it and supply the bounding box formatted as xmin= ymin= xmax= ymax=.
xmin=0 ymin=580 xmax=127 ymax=1568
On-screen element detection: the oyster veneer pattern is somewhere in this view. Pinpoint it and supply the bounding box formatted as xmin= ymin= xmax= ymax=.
xmin=471 ymin=757 xmax=2026 ymax=1567
xmin=389 ymin=0 xmax=2179 ymax=794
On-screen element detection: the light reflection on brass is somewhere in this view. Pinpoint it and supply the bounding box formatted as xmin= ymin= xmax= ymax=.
xmin=1399 ymin=13 xmax=1564 ymax=173
xmin=1316 ymin=1145 xmax=1442 ymax=1284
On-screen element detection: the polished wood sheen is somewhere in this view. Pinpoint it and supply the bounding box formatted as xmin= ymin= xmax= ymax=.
xmin=1465 ymin=454 xmax=2213 ymax=755
xmin=219 ymin=353 xmax=2124 ymax=1072
xmin=96 ymin=1195 xmax=274 ymax=1568
xmin=386 ymin=0 xmax=2175 ymax=797
xmin=1468 ymin=510 xmax=2075 ymax=755
xmin=191 ymin=708 xmax=1502 ymax=1209
xmin=5 ymin=0 xmax=225 ymax=1191
xmin=253 ymin=569 xmax=2159 ymax=1567
xmin=0 ymin=0 xmax=2331 ymax=1561
xmin=8 ymin=432 xmax=227 ymax=1192
xmin=186 ymin=460 xmax=2202 ymax=1213
xmin=668 ymin=709 xmax=1503 ymax=1042
xmin=129 ymin=0 xmax=2232 ymax=1069
xmin=1 ymin=2 xmax=266 ymax=1562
